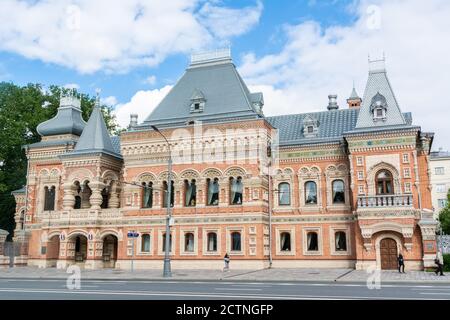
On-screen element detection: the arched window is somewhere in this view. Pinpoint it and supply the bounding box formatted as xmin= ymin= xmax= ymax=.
xmin=142 ymin=182 xmax=153 ymax=208
xmin=376 ymin=170 xmax=394 ymax=195
xmin=307 ymin=232 xmax=318 ymax=251
xmin=184 ymin=179 xmax=197 ymax=207
xmin=335 ymin=231 xmax=347 ymax=251
xmin=101 ymin=188 xmax=109 ymax=208
xmin=305 ymin=181 xmax=317 ymax=204
xmin=278 ymin=182 xmax=291 ymax=206
xmin=184 ymin=233 xmax=194 ymax=252
xmin=207 ymin=178 xmax=220 ymax=206
xmin=141 ymin=234 xmax=151 ymax=252
xmin=280 ymin=232 xmax=291 ymax=251
xmin=74 ymin=181 xmax=82 ymax=209
xmin=207 ymin=232 xmax=217 ymax=252
xmin=162 ymin=233 xmax=172 ymax=252
xmin=332 ymin=180 xmax=345 ymax=204
xmin=231 ymin=232 xmax=241 ymax=251
xmin=162 ymin=181 xmax=174 ymax=208
xmin=230 ymin=176 xmax=243 ymax=205
xmin=44 ymin=186 xmax=55 ymax=211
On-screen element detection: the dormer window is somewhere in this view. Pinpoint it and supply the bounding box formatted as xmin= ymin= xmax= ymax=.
xmin=370 ymin=92 xmax=388 ymax=122
xmin=190 ymin=89 xmax=206 ymax=113
xmin=303 ymin=115 xmax=319 ymax=138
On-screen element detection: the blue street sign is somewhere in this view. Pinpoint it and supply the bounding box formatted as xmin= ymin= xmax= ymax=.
xmin=127 ymin=232 xmax=139 ymax=238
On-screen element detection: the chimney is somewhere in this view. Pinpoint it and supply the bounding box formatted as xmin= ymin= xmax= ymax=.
xmin=327 ymin=94 xmax=339 ymax=110
xmin=129 ymin=114 xmax=138 ymax=128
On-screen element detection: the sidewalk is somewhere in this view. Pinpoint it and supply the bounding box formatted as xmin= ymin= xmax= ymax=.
xmin=1 ymin=266 xmax=449 ymax=283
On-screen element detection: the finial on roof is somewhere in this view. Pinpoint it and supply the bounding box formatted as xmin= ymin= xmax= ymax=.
xmin=95 ymin=88 xmax=101 ymax=108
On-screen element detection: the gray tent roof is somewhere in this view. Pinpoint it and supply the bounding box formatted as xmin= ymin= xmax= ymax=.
xmin=66 ymin=105 xmax=121 ymax=159
xmin=355 ymin=65 xmax=407 ymax=129
xmin=137 ymin=59 xmax=262 ymax=129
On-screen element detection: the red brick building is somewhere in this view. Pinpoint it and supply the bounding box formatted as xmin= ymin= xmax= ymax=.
xmin=12 ymin=50 xmax=438 ymax=270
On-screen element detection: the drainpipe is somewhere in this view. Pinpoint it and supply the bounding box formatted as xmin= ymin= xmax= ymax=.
xmin=268 ymin=160 xmax=273 ymax=268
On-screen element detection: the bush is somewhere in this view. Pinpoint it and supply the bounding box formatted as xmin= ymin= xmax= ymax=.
xmin=444 ymin=254 xmax=450 ymax=272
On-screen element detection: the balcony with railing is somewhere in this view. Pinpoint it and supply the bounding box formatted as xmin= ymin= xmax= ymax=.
xmin=357 ymin=194 xmax=413 ymax=208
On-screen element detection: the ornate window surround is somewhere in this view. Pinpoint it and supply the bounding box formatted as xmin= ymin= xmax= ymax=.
xmin=329 ymin=226 xmax=351 ymax=256
xmin=226 ymin=227 xmax=245 ymax=256
xmin=203 ymin=228 xmax=221 ymax=256
xmin=180 ymin=227 xmax=198 ymax=256
xmin=137 ymin=230 xmax=153 ymax=256
xmin=302 ymin=227 xmax=323 ymax=256
xmin=275 ymin=227 xmax=296 ymax=256
xmin=273 ymin=168 xmax=294 ymax=210
xmin=325 ymin=165 xmax=351 ymax=211
xmin=157 ymin=229 xmax=176 ymax=256
xmin=298 ymin=166 xmax=322 ymax=212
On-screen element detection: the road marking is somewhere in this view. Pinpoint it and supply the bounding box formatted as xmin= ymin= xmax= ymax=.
xmin=215 ymin=288 xmax=263 ymax=291
xmin=0 ymin=287 xmax=426 ymax=300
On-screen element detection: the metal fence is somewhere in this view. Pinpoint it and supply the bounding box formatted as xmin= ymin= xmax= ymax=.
xmin=437 ymin=235 xmax=450 ymax=254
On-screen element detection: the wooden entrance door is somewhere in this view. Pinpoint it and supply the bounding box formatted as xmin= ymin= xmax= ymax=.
xmin=380 ymin=238 xmax=398 ymax=270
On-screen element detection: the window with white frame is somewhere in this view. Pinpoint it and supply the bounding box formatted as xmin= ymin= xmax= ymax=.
xmin=207 ymin=232 xmax=218 ymax=252
xmin=358 ymin=185 xmax=365 ymax=195
xmin=306 ymin=232 xmax=319 ymax=251
xmin=438 ymin=199 xmax=447 ymax=208
xmin=230 ymin=232 xmax=241 ymax=251
xmin=404 ymin=182 xmax=412 ymax=193
xmin=357 ymin=171 xmax=364 ymax=180
xmin=356 ymin=157 xmax=363 ymax=166
xmin=402 ymin=153 xmax=410 ymax=163
xmin=435 ymin=167 xmax=445 ymax=175
xmin=162 ymin=233 xmax=172 ymax=252
xmin=278 ymin=182 xmax=291 ymax=206
xmin=184 ymin=233 xmax=195 ymax=252
xmin=436 ymin=184 xmax=447 ymax=193
xmin=403 ymin=168 xmax=411 ymax=178
xmin=141 ymin=234 xmax=151 ymax=253
xmin=304 ymin=181 xmax=317 ymax=204
xmin=335 ymin=231 xmax=347 ymax=251
xmin=332 ymin=180 xmax=345 ymax=204
xmin=280 ymin=232 xmax=291 ymax=252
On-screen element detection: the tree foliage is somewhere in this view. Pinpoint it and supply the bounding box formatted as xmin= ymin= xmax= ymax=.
xmin=438 ymin=189 xmax=450 ymax=235
xmin=0 ymin=82 xmax=119 ymax=238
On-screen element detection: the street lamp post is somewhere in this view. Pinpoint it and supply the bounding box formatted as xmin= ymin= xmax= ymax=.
xmin=151 ymin=125 xmax=172 ymax=278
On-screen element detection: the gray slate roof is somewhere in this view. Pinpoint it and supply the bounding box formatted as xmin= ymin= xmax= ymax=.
xmin=67 ymin=105 xmax=121 ymax=159
xmin=355 ymin=68 xmax=407 ymax=129
xmin=267 ymin=109 xmax=359 ymax=146
xmin=137 ymin=60 xmax=262 ymax=129
xmin=37 ymin=97 xmax=86 ymax=136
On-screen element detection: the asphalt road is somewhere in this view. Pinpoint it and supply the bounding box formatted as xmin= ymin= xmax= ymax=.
xmin=0 ymin=278 xmax=450 ymax=300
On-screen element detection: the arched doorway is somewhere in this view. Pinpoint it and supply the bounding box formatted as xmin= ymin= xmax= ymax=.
xmin=102 ymin=235 xmax=118 ymax=268
xmin=74 ymin=235 xmax=88 ymax=263
xmin=46 ymin=235 xmax=60 ymax=267
xmin=380 ymin=238 xmax=398 ymax=270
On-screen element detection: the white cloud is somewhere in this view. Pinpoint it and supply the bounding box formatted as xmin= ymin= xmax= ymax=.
xmin=63 ymin=83 xmax=80 ymax=90
xmin=239 ymin=0 xmax=450 ymax=150
xmin=101 ymin=96 xmax=118 ymax=106
xmin=143 ymin=75 xmax=157 ymax=86
xmin=0 ymin=0 xmax=262 ymax=74
xmin=114 ymin=85 xmax=173 ymax=128
xmin=198 ymin=1 xmax=263 ymax=39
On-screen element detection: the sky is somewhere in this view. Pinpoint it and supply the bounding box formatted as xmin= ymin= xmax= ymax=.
xmin=0 ymin=0 xmax=449 ymax=150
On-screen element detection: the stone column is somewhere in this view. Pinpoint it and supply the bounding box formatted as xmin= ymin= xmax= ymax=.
xmin=89 ymin=181 xmax=105 ymax=210
xmin=109 ymin=188 xmax=120 ymax=208
xmin=62 ymin=182 xmax=76 ymax=210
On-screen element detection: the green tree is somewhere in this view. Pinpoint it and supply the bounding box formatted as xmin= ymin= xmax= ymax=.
xmin=0 ymin=82 xmax=119 ymax=239
xmin=438 ymin=189 xmax=450 ymax=235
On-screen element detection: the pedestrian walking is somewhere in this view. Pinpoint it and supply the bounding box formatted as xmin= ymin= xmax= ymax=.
xmin=223 ymin=253 xmax=230 ymax=272
xmin=397 ymin=253 xmax=405 ymax=273
xmin=435 ymin=251 xmax=445 ymax=276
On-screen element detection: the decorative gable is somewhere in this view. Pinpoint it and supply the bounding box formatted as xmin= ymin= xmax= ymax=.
xmin=190 ymin=89 xmax=206 ymax=113
xmin=303 ymin=115 xmax=319 ymax=138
